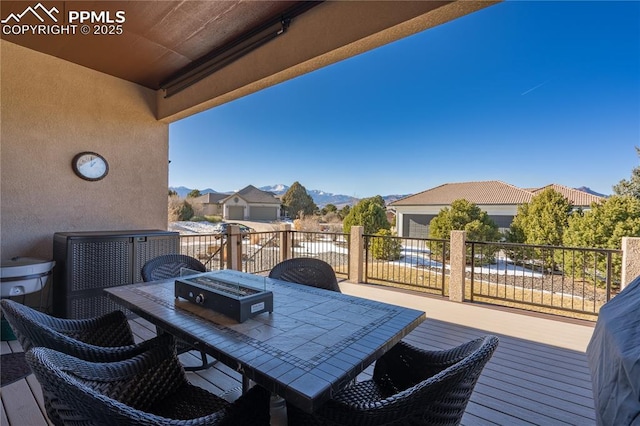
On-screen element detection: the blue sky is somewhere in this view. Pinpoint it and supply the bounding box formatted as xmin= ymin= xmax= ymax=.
xmin=169 ymin=1 xmax=640 ymax=198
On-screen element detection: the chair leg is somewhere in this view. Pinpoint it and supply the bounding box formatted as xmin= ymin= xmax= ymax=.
xmin=183 ymin=350 xmax=217 ymax=372
xmin=155 ymin=326 xmax=217 ymax=372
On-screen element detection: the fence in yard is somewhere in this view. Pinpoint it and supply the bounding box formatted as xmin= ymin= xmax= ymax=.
xmin=363 ymin=234 xmax=448 ymax=296
xmin=179 ymin=226 xmax=631 ymax=319
xmin=290 ymin=231 xmax=349 ymax=277
xmin=179 ymin=230 xmax=349 ymax=277
xmin=467 ymin=241 xmax=621 ymax=317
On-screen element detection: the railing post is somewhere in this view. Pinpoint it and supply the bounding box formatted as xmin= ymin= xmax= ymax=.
xmin=279 ymin=224 xmax=292 ymax=262
xmin=449 ymin=230 xmax=466 ymax=302
xmin=349 ymin=226 xmax=364 ymax=283
xmin=621 ymin=237 xmax=640 ymax=289
xmin=226 ymin=225 xmax=242 ymax=271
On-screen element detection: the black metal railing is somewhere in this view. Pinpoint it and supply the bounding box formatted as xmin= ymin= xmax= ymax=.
xmin=290 ymin=231 xmax=349 ymax=277
xmin=467 ymin=241 xmax=622 ymax=317
xmin=363 ymin=234 xmax=449 ymax=296
xmin=180 ymin=230 xmax=350 ymax=277
xmin=179 ymin=233 xmax=226 ymax=270
xmin=242 ymin=231 xmax=281 ymax=274
xmin=179 ymin=230 xmax=623 ymax=318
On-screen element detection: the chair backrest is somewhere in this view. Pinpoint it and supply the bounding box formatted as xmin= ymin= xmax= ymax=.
xmin=25 ymin=340 xmax=189 ymax=426
xmin=141 ymin=254 xmax=207 ymax=282
xmin=0 ymin=299 xmax=136 ymax=360
xmin=269 ymin=257 xmax=341 ymax=292
xmin=373 ymin=336 xmax=499 ymax=425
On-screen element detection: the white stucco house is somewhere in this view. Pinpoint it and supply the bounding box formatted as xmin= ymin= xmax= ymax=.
xmin=390 ymin=181 xmax=605 ymax=238
xmin=196 ymin=185 xmax=281 ymax=221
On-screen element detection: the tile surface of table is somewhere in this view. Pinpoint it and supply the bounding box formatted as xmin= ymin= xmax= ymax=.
xmin=105 ymin=270 xmax=425 ymax=413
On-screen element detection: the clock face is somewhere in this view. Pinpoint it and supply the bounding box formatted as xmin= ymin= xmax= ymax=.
xmin=72 ymin=152 xmax=109 ymax=181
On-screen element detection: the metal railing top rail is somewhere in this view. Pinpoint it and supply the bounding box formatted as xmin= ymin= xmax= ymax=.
xmin=465 ymin=240 xmax=621 ymax=318
xmin=467 ymin=239 xmax=623 ymax=254
xmin=362 ymin=233 xmax=449 ymax=296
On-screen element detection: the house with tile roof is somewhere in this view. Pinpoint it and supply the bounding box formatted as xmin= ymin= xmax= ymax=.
xmin=195 ymin=185 xmax=281 ymax=221
xmin=390 ymin=181 xmax=604 ymax=238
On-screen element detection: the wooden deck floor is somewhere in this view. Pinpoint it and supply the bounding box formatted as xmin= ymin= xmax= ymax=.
xmin=1 ymin=284 xmax=596 ymax=426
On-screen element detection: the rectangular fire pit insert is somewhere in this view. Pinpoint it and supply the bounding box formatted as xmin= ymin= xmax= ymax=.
xmin=175 ymin=274 xmax=273 ymax=323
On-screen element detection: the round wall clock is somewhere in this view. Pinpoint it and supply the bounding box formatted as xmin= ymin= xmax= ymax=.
xmin=72 ymin=152 xmax=109 ymax=181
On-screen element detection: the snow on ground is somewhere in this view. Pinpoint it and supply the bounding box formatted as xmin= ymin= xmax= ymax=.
xmin=170 ymin=222 xmax=541 ymax=277
xmin=470 ymin=258 xmax=543 ymax=278
xmin=168 ymin=221 xmax=219 ymax=234
xmin=394 ymin=248 xmax=542 ymax=277
xmin=169 ymin=220 xmax=279 ymax=234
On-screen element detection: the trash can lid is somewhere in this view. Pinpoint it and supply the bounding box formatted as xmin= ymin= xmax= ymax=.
xmin=1 ymin=257 xmax=55 ymax=279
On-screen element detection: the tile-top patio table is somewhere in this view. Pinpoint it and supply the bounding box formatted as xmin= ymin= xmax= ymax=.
xmin=104 ymin=269 xmax=426 ymax=413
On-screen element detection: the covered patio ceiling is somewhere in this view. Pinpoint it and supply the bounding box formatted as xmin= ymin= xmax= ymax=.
xmin=1 ymin=0 xmax=499 ymax=121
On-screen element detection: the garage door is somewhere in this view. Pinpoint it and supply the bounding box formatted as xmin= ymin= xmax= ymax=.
xmin=250 ymin=206 xmax=277 ymax=221
xmin=402 ymin=214 xmax=434 ymax=238
xmin=227 ymin=206 xmax=244 ymax=220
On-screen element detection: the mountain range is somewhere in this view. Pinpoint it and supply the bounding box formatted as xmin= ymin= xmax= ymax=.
xmin=574 ymin=187 xmax=608 ymax=198
xmin=169 ymin=184 xmax=608 ymax=207
xmin=169 ymin=185 xmax=408 ymax=207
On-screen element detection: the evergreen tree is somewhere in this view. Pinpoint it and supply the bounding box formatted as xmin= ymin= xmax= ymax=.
xmin=343 ymin=196 xmax=390 ymax=234
xmin=429 ymin=199 xmax=500 ymax=265
xmin=371 ymin=229 xmax=402 ymax=260
xmin=613 ymin=146 xmax=640 ymax=199
xmin=507 ymin=188 xmax=573 ymax=246
xmin=562 ymin=195 xmax=640 ymax=286
xmin=187 ymin=189 xmax=201 ymax=198
xmin=321 ymin=204 xmax=338 ymax=215
xmin=281 ymin=182 xmax=317 ymax=219
xmin=429 ymin=199 xmax=500 ymax=242
xmin=339 ymin=205 xmax=351 ymax=220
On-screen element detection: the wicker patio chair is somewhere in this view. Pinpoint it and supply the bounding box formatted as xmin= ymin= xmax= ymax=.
xmin=141 ymin=253 xmax=208 ymax=282
xmin=0 ymin=299 xmax=152 ymax=361
xmin=1 ymin=298 xmax=174 ymax=425
xmin=287 ymin=335 xmax=500 ymax=426
xmin=141 ymin=254 xmax=216 ymax=371
xmin=269 ymin=257 xmax=341 ymax=292
xmin=25 ymin=336 xmax=271 ymax=426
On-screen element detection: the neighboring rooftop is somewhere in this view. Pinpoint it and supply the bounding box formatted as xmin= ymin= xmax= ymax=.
xmin=391 ymin=181 xmax=605 ymax=207
xmin=530 ymin=184 xmax=605 ymax=207
xmin=223 ymin=185 xmax=281 ymax=204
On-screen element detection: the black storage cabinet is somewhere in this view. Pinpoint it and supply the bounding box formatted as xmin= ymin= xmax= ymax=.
xmin=53 ymin=230 xmax=179 ymax=319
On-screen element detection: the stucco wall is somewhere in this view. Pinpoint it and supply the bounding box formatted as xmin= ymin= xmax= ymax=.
xmin=1 ymin=40 xmax=168 ymax=261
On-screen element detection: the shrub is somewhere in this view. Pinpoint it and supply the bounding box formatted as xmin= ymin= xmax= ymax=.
xmin=294 ymin=214 xmax=321 ymax=232
xmin=168 ymin=195 xmax=194 ymax=221
xmin=371 ymin=229 xmax=402 ymax=261
xmin=343 ymin=197 xmax=390 ymax=235
xmin=204 ymin=215 xmax=222 ymax=223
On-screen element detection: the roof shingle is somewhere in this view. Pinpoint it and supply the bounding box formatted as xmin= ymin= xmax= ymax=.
xmin=391 ymin=181 xmax=604 ymax=207
xmin=391 ymin=181 xmax=533 ymax=206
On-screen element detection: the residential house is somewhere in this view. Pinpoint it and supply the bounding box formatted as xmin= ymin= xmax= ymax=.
xmin=195 ymin=185 xmax=281 ymax=221
xmin=391 ymin=181 xmax=604 ymax=238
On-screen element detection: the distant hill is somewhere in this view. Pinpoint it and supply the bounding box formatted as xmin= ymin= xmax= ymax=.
xmin=260 ymin=184 xmax=357 ymax=207
xmin=169 ymin=184 xmax=408 ymax=207
xmin=169 ymin=186 xmax=220 ymax=198
xmin=574 ymin=186 xmax=609 ymax=198
xmin=260 ymin=185 xmax=409 ymax=208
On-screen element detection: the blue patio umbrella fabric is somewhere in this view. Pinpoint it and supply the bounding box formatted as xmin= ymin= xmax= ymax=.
xmin=586 ymin=275 xmax=640 ymax=426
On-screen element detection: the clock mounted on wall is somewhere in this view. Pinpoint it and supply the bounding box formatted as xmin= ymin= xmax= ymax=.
xmin=72 ymin=152 xmax=109 ymax=181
